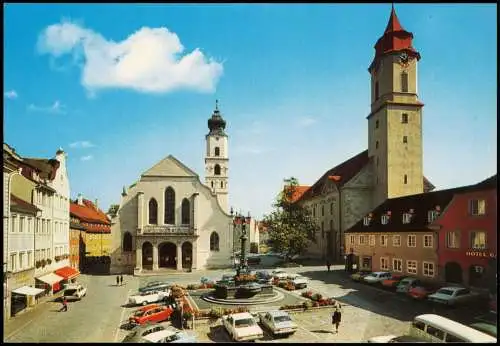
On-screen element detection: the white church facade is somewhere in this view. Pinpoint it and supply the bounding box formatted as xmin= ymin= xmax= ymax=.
xmin=110 ymin=104 xmax=236 ymax=274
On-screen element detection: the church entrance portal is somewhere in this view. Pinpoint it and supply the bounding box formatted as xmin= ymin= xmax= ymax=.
xmin=182 ymin=242 xmax=193 ymax=270
xmin=142 ymin=242 xmax=153 ymax=270
xmin=159 ymin=242 xmax=177 ymax=268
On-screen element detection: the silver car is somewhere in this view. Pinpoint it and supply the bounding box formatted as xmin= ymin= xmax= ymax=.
xmin=122 ymin=322 xmax=171 ymax=343
xmin=259 ymin=310 xmax=297 ymax=337
xmin=139 ymin=281 xmax=171 ymax=293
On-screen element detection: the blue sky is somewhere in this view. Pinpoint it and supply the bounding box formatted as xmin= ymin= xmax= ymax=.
xmin=4 ymin=4 xmax=497 ymax=219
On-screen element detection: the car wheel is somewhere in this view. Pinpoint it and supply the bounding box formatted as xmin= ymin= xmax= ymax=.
xmin=142 ymin=301 xmax=148 ymax=306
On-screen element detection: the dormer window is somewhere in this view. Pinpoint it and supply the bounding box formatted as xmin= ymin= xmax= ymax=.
xmin=381 ymin=215 xmax=389 ymax=225
xmin=363 ymin=217 xmax=370 ymax=226
xmin=402 ymin=213 xmax=412 ymax=224
xmin=428 ymin=210 xmax=439 ymax=223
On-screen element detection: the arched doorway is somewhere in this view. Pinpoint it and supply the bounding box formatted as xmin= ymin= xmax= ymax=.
xmin=469 ymin=265 xmax=485 ymax=288
xmin=182 ymin=242 xmax=193 ymax=270
xmin=445 ymin=262 xmax=463 ymax=284
xmin=158 ymin=242 xmax=177 ymax=268
xmin=142 ymin=242 xmax=153 ymax=270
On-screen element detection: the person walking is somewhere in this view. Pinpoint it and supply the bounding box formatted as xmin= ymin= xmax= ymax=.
xmin=60 ymin=297 xmax=68 ymax=312
xmin=120 ymin=275 xmax=123 ymax=286
xmin=331 ymin=302 xmax=342 ymax=333
xmin=116 ymin=275 xmax=119 ymax=286
xmin=326 ymin=260 xmax=331 ymax=272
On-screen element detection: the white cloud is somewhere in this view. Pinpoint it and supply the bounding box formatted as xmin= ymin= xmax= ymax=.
xmin=295 ymin=116 xmax=317 ymax=127
xmin=37 ymin=20 xmax=223 ymax=94
xmin=69 ymin=141 xmax=95 ymax=149
xmin=4 ymin=90 xmax=18 ymax=99
xmin=80 ymin=155 xmax=93 ymax=161
xmin=27 ymin=100 xmax=66 ymax=114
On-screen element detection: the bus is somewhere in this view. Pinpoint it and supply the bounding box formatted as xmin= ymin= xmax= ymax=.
xmin=409 ymin=314 xmax=497 ymax=343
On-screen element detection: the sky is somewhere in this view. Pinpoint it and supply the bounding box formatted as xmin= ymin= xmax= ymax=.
xmin=3 ymin=4 xmax=497 ymax=219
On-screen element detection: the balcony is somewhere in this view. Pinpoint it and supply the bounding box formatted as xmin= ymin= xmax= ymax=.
xmin=140 ymin=225 xmax=194 ymax=235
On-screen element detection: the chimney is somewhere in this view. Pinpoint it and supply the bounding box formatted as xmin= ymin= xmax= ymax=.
xmin=77 ymin=193 xmax=83 ymax=205
xmin=95 ymin=199 xmax=99 ymax=210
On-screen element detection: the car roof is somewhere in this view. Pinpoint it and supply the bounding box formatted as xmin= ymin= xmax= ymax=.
xmin=136 ymin=304 xmax=160 ymax=312
xmin=267 ymin=310 xmax=289 ymax=317
xmin=231 ymin=312 xmax=253 ymax=319
xmin=438 ymin=286 xmax=464 ymax=291
xmin=142 ymin=329 xmax=177 ymax=342
xmin=391 ymin=335 xmax=428 ymax=342
xmin=372 ymin=272 xmax=389 ymax=275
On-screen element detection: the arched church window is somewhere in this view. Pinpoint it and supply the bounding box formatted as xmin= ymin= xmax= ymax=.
xmin=215 ymin=147 xmax=220 ymax=157
xmin=148 ymin=198 xmax=158 ymax=224
xmin=401 ymin=72 xmax=408 ymax=93
xmin=210 ymin=232 xmax=220 ymax=251
xmin=181 ymin=198 xmax=190 ymax=225
xmin=164 ymin=187 xmax=175 ymax=224
xmin=375 ymin=120 xmax=379 ymax=129
xmin=404 ymin=175 xmax=408 ymax=184
xmin=220 ymin=181 xmax=223 ymax=188
xmin=123 ymin=232 xmax=132 ymax=252
xmin=211 ymin=181 xmax=214 ymax=188
xmin=214 ymin=164 xmax=221 ymax=176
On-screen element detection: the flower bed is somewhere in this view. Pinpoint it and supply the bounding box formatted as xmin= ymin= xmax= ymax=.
xmin=301 ymin=290 xmax=337 ymax=307
xmin=194 ymin=306 xmax=250 ymax=319
xmin=186 ymin=283 xmax=215 ymax=290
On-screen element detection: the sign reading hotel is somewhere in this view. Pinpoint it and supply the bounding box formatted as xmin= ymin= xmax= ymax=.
xmin=465 ymin=250 xmax=496 ymax=259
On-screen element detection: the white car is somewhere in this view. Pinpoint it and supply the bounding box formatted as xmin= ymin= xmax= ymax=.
xmin=363 ymin=272 xmax=392 ymax=284
xmin=141 ymin=329 xmax=197 ymax=343
xmin=63 ymin=284 xmax=87 ymax=301
xmin=128 ymin=289 xmax=170 ymax=306
xmin=367 ymin=335 xmax=428 ymax=343
xmin=222 ymin=312 xmax=264 ymax=342
xmin=428 ymin=287 xmax=486 ymax=306
xmin=259 ymin=310 xmax=297 ymax=336
xmin=271 ymin=269 xmax=288 ymax=280
xmin=286 ymin=274 xmax=308 ymax=289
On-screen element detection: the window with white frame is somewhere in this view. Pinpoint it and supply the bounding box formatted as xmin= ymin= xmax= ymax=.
xmin=28 ymin=251 xmax=32 ymax=267
xmin=350 ymin=235 xmax=355 ymax=245
xmin=359 ymin=235 xmax=367 ymax=245
xmin=402 ymin=213 xmax=412 ymax=224
xmin=381 ymin=215 xmax=389 ymax=225
xmin=380 ymin=235 xmax=388 ymax=246
xmin=428 ymin=210 xmax=439 ymax=223
xmin=446 ymin=231 xmax=460 ymax=248
xmin=393 ymin=235 xmax=401 ymax=247
xmin=42 ymin=249 xmax=46 ymax=259
xmin=363 ymin=216 xmax=370 ymax=226
xmin=10 ymin=215 xmax=16 ymax=233
xmin=369 ymin=235 xmax=375 ymax=246
xmin=470 ymin=231 xmax=486 ymax=249
xmin=406 ymin=260 xmax=417 ymax=274
xmin=10 ymin=253 xmax=16 ymax=271
xmin=469 ymin=199 xmax=486 ymax=216
xmin=423 ymin=262 xmax=435 ymax=277
xmin=380 ymin=257 xmax=390 ymax=270
xmin=19 ymin=217 xmax=25 ymax=233
xmin=19 ymin=252 xmax=24 ymax=270
xmin=393 ymin=258 xmax=403 ymax=272
xmin=407 ymin=235 xmax=416 ymax=247
xmin=423 ymin=235 xmax=433 ymax=248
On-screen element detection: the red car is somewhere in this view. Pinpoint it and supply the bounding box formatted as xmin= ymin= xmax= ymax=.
xmin=381 ymin=275 xmax=406 ymax=289
xmin=408 ymin=285 xmax=439 ymax=300
xmin=129 ymin=304 xmax=174 ymax=325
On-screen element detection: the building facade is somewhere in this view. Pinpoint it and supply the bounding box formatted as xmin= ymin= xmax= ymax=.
xmin=110 ymin=104 xmax=234 ymax=274
xmin=292 ymin=6 xmax=434 ymax=262
xmin=435 ymin=175 xmax=497 ymax=292
xmin=69 ymin=216 xmax=86 ymax=270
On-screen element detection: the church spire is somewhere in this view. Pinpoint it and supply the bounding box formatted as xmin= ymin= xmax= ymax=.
xmin=384 ymin=3 xmax=404 ymax=33
xmin=207 ymin=99 xmax=227 ymax=136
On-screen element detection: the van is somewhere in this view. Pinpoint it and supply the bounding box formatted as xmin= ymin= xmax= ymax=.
xmin=409 ymin=314 xmax=497 ymax=343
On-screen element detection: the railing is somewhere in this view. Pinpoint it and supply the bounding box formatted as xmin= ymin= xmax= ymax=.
xmin=140 ymin=225 xmax=194 ymax=235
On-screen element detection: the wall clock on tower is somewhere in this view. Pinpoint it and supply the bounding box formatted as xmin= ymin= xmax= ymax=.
xmin=399 ymin=51 xmax=409 ymax=67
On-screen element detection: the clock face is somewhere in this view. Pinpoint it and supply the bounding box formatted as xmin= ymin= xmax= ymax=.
xmin=399 ymin=52 xmax=409 ymax=65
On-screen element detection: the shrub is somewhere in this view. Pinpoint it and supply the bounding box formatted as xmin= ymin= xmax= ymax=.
xmin=171 ymin=286 xmax=186 ymax=299
xmin=41 ymin=259 xmax=47 ymax=267
xmin=35 ymin=261 xmax=41 ymax=269
xmin=206 ymin=283 xmax=214 ymax=289
xmin=209 ymin=308 xmax=222 ymax=319
xmin=302 ymin=301 xmax=313 ymax=310
xmin=186 ymin=284 xmax=196 ymax=290
xmin=285 ymin=282 xmax=295 ymax=291
xmin=235 ymin=306 xmax=249 ymax=313
xmin=183 ymin=311 xmax=193 ymax=319
xmin=311 ymin=293 xmax=323 ymax=301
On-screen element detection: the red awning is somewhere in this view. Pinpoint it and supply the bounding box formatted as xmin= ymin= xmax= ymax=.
xmin=55 ymin=266 xmax=80 ymax=280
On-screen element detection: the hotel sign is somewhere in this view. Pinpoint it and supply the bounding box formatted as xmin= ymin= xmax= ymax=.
xmin=465 ymin=250 xmax=496 ymax=258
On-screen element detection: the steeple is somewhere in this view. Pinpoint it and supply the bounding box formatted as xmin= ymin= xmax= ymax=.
xmin=207 ymin=99 xmax=227 ymax=137
xmin=384 ymin=4 xmax=404 ymax=33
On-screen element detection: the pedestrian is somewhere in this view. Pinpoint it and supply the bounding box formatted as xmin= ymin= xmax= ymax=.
xmin=116 ymin=275 xmax=119 ymax=286
xmin=60 ymin=297 xmax=68 ymax=312
xmin=120 ymin=275 xmax=123 ymax=286
xmin=331 ymin=302 xmax=342 ymax=333
xmin=326 ymin=260 xmax=331 ymax=272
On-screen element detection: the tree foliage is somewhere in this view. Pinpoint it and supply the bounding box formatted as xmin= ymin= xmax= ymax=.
xmin=262 ymin=177 xmax=318 ymax=261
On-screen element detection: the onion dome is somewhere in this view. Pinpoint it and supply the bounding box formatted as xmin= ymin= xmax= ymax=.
xmin=207 ymin=100 xmax=227 ymax=137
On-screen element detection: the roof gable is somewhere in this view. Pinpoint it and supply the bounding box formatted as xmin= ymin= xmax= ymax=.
xmin=141 ymin=155 xmax=197 ymax=178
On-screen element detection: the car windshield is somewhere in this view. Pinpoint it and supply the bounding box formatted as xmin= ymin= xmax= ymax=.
xmin=274 ymin=315 xmax=292 ymax=323
xmin=235 ymin=318 xmax=255 ymax=327
xmin=134 ymin=310 xmax=145 ymax=317
xmin=64 ymin=289 xmax=77 ymax=295
xmin=437 ymin=289 xmax=454 ymax=295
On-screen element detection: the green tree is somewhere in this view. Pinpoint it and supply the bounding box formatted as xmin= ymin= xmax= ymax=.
xmin=262 ymin=177 xmax=318 ymax=261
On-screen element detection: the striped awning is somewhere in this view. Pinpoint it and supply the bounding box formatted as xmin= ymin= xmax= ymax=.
xmin=12 ymin=286 xmax=45 ymax=296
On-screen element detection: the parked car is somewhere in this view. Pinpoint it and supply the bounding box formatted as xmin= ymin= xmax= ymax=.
xmin=122 ymin=322 xmax=171 ymax=343
xmin=367 ymin=334 xmax=428 ymax=343
xmin=363 ymin=272 xmax=392 ymax=284
xmin=141 ymin=329 xmax=198 ymax=343
xmin=428 ymin=287 xmax=487 ymax=307
xmin=350 ymin=270 xmax=371 ymax=282
xmin=63 ymin=284 xmax=87 ymax=301
xmin=407 ymin=284 xmax=439 ymax=300
xmin=271 ymin=269 xmax=288 ymax=280
xmin=259 ymin=310 xmax=297 ymax=337
xmin=469 ymin=322 xmax=497 ymax=338
xmin=255 ymin=270 xmax=273 ymax=285
xmin=381 ymin=275 xmax=406 ymax=289
xmin=221 ymin=312 xmax=264 ymax=342
xmin=129 ymin=304 xmax=175 ymax=325
xmin=128 ymin=290 xmax=171 ymax=306
xmin=139 ymin=281 xmax=172 ymax=293
xmin=395 ymin=277 xmax=420 ymax=293
xmin=286 ymin=274 xmax=308 ymax=289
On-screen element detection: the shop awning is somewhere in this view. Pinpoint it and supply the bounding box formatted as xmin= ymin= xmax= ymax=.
xmin=12 ymin=286 xmax=45 ymax=296
xmin=55 ymin=266 xmax=80 ymax=280
xmin=36 ymin=273 xmax=64 ymax=285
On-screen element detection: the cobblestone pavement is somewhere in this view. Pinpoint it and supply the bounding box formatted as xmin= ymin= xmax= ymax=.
xmin=3 ymin=261 xmax=492 ymax=343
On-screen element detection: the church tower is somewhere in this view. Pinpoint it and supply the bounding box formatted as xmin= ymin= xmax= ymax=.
xmin=368 ymin=5 xmax=424 ymax=207
xmin=205 ymin=100 xmax=229 ymax=213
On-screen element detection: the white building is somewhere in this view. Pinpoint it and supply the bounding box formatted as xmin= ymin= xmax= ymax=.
xmin=110 ymin=104 xmax=235 ymax=274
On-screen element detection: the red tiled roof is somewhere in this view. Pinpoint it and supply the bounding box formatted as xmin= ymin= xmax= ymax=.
xmin=70 ymin=199 xmax=110 ymax=226
xmin=10 ymin=194 xmax=41 ymax=215
xmin=384 ymin=5 xmax=404 ymax=33
xmin=284 ymin=185 xmax=310 ymax=203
